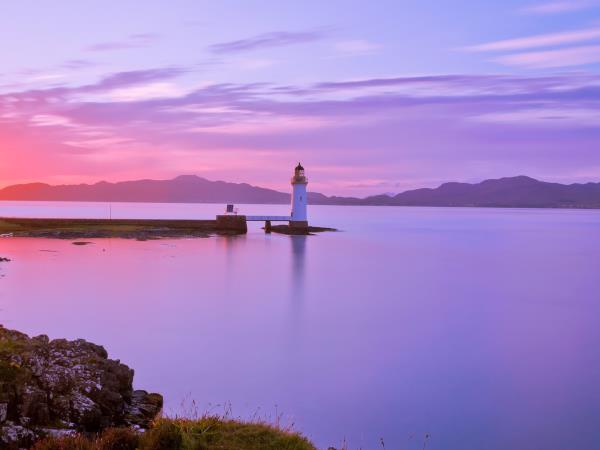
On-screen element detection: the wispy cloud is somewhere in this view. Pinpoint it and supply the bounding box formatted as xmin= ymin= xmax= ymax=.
xmin=0 ymin=67 xmax=186 ymax=105
xmin=86 ymin=33 xmax=159 ymax=52
xmin=313 ymin=75 xmax=480 ymax=92
xmin=333 ymin=40 xmax=381 ymax=56
xmin=30 ymin=114 xmax=75 ymax=127
xmin=209 ymin=30 xmax=325 ymax=54
xmin=464 ymin=27 xmax=600 ymax=52
xmin=493 ymin=44 xmax=600 ymax=68
xmin=108 ymin=82 xmax=186 ymax=102
xmin=473 ymin=107 xmax=600 ymax=127
xmin=520 ymin=1 xmax=596 ymax=14
xmin=25 ymin=73 xmax=66 ymax=83
xmin=92 ymin=67 xmax=185 ymax=92
xmin=228 ymin=58 xmax=275 ymax=71
xmin=61 ymin=59 xmax=96 ymax=70
xmin=2 ymin=71 xmax=600 ymax=194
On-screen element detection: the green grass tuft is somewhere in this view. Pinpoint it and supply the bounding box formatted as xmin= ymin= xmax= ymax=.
xmin=30 ymin=417 xmax=317 ymax=450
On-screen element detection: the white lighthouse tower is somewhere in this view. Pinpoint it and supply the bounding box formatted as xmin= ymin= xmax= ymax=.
xmin=290 ymin=162 xmax=308 ymax=229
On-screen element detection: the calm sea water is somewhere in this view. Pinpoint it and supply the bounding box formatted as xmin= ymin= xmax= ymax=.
xmin=1 ymin=201 xmax=600 ymax=450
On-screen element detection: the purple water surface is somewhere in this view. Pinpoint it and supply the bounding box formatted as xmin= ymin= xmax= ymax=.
xmin=1 ymin=202 xmax=600 ymax=450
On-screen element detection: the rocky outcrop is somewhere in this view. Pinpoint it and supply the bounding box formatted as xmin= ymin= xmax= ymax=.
xmin=0 ymin=326 xmax=162 ymax=449
xmin=269 ymin=225 xmax=337 ymax=235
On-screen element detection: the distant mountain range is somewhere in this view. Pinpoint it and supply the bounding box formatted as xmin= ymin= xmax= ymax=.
xmin=1 ymin=175 xmax=599 ymax=209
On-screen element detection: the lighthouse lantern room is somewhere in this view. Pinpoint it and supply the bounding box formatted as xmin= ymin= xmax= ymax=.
xmin=290 ymin=162 xmax=308 ymax=229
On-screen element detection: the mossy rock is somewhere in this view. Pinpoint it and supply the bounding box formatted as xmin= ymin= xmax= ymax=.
xmin=0 ymin=326 xmax=162 ymax=448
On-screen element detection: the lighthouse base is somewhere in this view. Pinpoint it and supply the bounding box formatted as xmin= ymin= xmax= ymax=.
xmin=270 ymin=223 xmax=336 ymax=235
xmin=289 ymin=220 xmax=309 ymax=230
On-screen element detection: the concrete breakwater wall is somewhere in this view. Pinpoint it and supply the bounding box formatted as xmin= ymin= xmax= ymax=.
xmin=0 ymin=217 xmax=243 ymax=238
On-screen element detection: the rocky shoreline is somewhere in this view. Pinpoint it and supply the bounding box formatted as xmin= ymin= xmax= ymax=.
xmin=0 ymin=326 xmax=162 ymax=449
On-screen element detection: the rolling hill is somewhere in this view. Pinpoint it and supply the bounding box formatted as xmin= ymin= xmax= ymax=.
xmin=1 ymin=175 xmax=599 ymax=209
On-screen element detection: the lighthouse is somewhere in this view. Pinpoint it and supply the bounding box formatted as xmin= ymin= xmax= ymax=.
xmin=290 ymin=162 xmax=308 ymax=229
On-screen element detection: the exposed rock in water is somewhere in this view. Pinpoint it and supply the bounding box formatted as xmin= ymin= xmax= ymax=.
xmin=269 ymin=225 xmax=337 ymax=235
xmin=0 ymin=326 xmax=162 ymax=449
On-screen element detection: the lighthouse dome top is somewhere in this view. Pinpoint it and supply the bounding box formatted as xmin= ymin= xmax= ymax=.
xmin=291 ymin=162 xmax=308 ymax=185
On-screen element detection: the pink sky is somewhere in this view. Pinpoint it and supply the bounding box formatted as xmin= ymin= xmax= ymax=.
xmin=1 ymin=1 xmax=600 ymax=196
